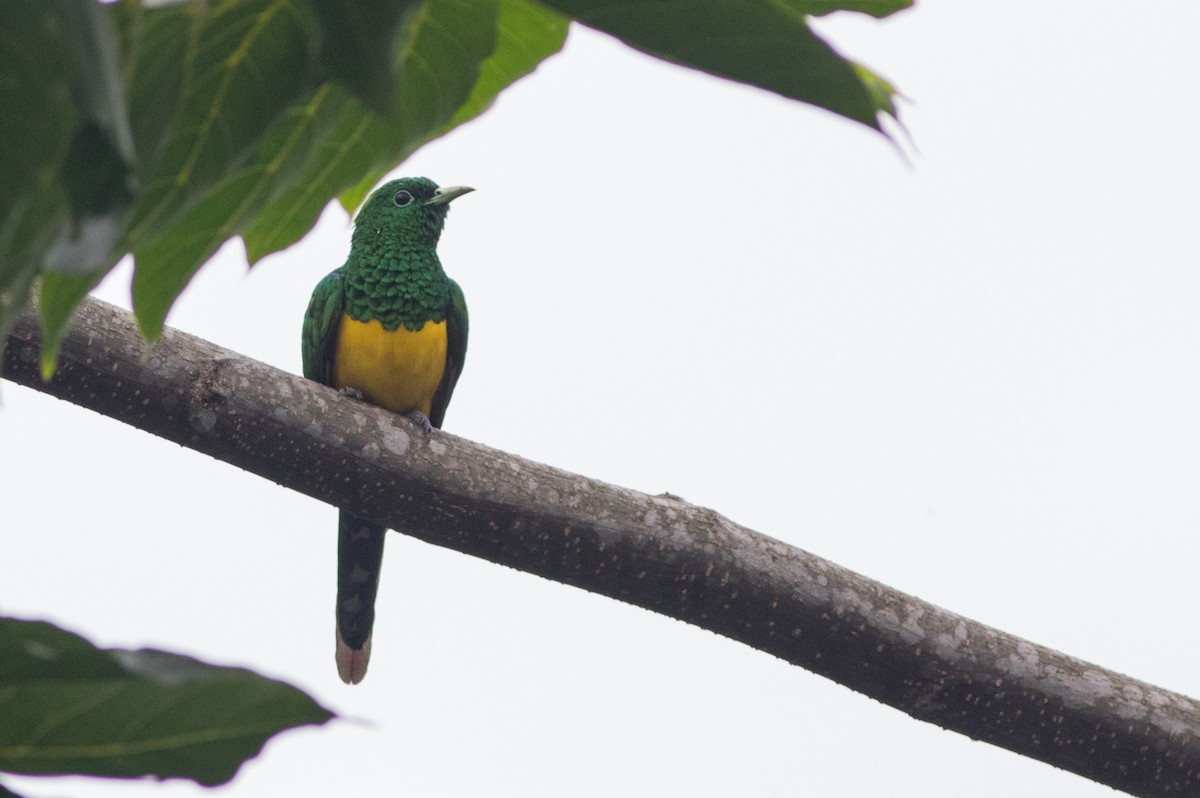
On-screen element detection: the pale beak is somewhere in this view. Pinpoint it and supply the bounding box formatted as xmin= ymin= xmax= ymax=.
xmin=427 ymin=185 xmax=475 ymax=205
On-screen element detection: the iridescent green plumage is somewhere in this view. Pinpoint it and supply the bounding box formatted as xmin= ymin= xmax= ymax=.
xmin=303 ymin=176 xmax=469 ymax=363
xmin=301 ymin=177 xmax=472 ymax=683
xmin=341 ymin=177 xmax=455 ymax=332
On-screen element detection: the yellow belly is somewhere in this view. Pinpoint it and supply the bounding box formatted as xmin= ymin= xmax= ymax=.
xmin=333 ymin=316 xmax=447 ymax=416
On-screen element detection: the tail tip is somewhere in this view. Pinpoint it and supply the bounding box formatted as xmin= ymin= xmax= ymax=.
xmin=336 ymin=628 xmax=372 ymax=685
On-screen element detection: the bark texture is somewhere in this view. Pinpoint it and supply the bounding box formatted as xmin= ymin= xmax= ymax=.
xmin=4 ymin=297 xmax=1199 ymax=796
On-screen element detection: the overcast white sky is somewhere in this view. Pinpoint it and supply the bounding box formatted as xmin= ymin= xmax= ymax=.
xmin=5 ymin=2 xmax=1200 ymax=796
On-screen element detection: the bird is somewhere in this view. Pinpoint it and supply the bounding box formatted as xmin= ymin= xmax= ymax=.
xmin=301 ymin=176 xmax=472 ymax=684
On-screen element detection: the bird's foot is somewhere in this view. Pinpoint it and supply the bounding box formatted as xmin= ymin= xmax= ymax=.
xmin=339 ymin=387 xmax=366 ymax=401
xmin=405 ymin=410 xmax=434 ymax=436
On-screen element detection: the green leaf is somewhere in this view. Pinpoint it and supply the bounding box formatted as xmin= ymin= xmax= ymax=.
xmin=534 ymin=0 xmax=903 ymax=130
xmin=45 ymin=0 xmax=136 ymax=275
xmin=447 ymin=0 xmax=570 ymax=127
xmin=853 ymin=61 xmax=900 ymax=120
xmin=776 ymin=0 xmax=911 ymax=18
xmin=122 ymin=0 xmax=189 ymax=180
xmin=309 ymin=0 xmax=424 ymax=115
xmin=0 ymin=0 xmax=75 ymax=341
xmin=337 ymin=0 xmax=570 ymax=215
xmin=1 ymin=184 xmax=68 ymax=359
xmin=38 ymin=266 xmax=116 ymax=381
xmin=15 ymin=0 xmax=900 ymax=360
xmin=132 ymin=166 xmax=294 ymax=336
xmin=123 ymin=0 xmax=321 ymax=266
xmin=0 ymin=618 xmax=333 ymax=787
xmin=47 ymin=122 xmax=135 ymax=275
xmin=241 ymin=0 xmax=507 ymax=264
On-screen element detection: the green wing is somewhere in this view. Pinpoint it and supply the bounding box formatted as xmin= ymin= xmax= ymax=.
xmin=302 ymin=270 xmax=345 ymax=387
xmin=429 ymin=278 xmax=468 ymax=429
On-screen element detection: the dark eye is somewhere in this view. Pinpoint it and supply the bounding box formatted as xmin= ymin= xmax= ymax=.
xmin=393 ymin=190 xmax=413 ymax=206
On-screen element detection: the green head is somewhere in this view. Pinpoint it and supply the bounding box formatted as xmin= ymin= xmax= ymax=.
xmin=353 ymin=177 xmax=474 ymax=251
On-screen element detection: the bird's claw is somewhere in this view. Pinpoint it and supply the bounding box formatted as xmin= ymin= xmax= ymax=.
xmin=405 ymin=410 xmax=434 ymax=436
xmin=339 ymin=387 xmax=366 ymax=401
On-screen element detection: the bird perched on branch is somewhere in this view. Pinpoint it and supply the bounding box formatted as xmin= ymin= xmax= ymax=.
xmin=302 ymin=176 xmax=472 ymax=684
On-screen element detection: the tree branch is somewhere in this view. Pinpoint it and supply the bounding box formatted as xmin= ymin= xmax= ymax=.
xmin=4 ymin=297 xmax=1198 ymax=796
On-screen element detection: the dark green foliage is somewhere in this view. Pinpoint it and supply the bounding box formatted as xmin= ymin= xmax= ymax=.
xmin=0 ymin=618 xmax=333 ymax=787
xmin=0 ymin=1 xmax=74 ymax=344
xmin=1 ymin=0 xmax=902 ymax=378
xmin=310 ymin=0 xmax=425 ymax=114
xmin=46 ymin=0 xmax=136 ymax=275
xmin=535 ymin=0 xmax=905 ymax=130
xmin=3 ymin=0 xmax=564 ymax=374
xmin=244 ymin=0 xmax=506 ymax=262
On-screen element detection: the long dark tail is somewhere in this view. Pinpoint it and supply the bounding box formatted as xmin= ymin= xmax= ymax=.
xmin=335 ymin=511 xmax=386 ymax=684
